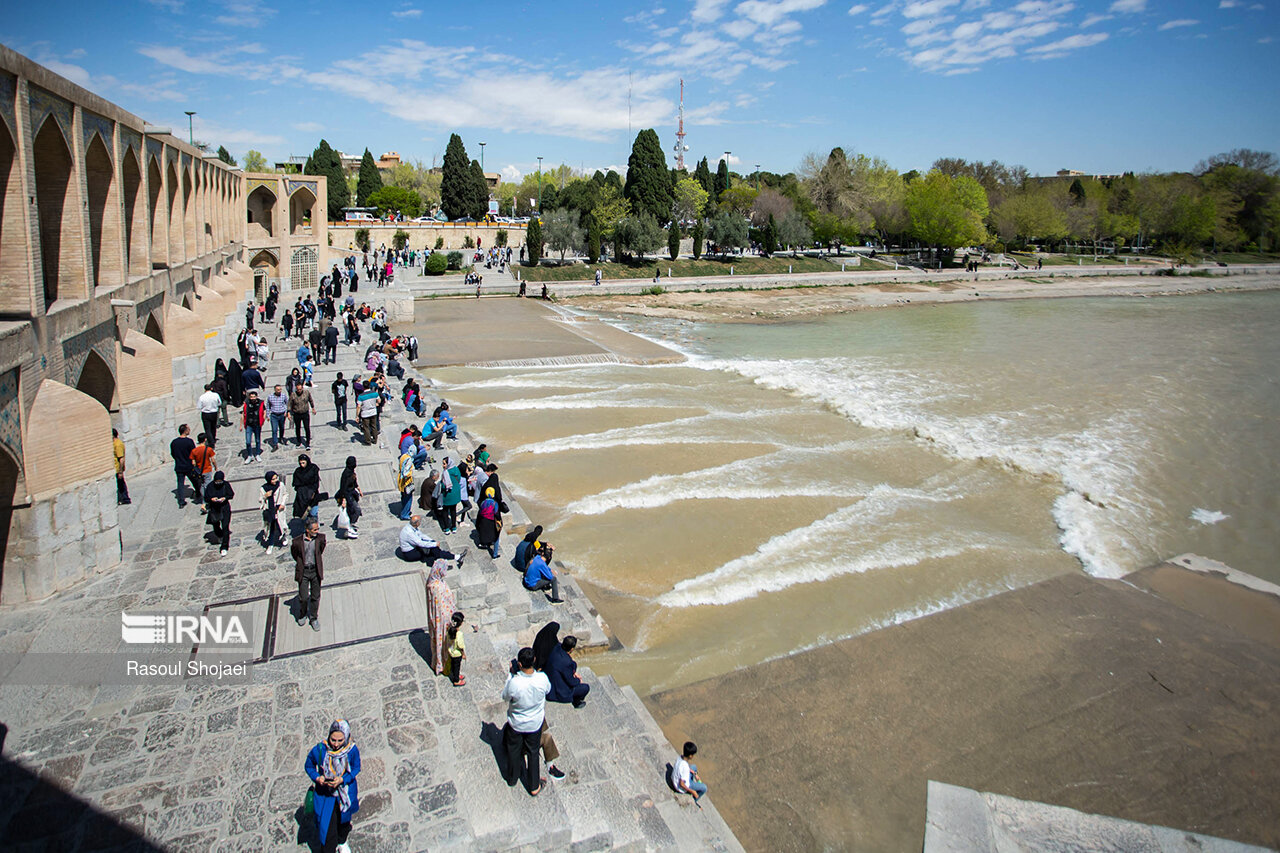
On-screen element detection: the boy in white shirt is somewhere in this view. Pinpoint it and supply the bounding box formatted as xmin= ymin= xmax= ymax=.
xmin=501 ymin=647 xmax=551 ymax=795
xmin=671 ymin=741 xmax=707 ymax=803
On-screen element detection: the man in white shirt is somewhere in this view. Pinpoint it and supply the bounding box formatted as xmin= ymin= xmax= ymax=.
xmin=397 ymin=515 xmax=463 ymax=565
xmin=197 ymin=383 xmax=222 ymax=447
xmin=501 ymin=647 xmax=551 ymax=794
xmin=670 ymin=741 xmax=707 ymax=803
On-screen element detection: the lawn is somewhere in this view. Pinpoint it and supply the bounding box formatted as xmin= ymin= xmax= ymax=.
xmin=1199 ymin=252 xmax=1280 ymax=264
xmin=513 ymin=254 xmax=847 ymax=282
xmin=1008 ymin=252 xmax=1130 ymax=266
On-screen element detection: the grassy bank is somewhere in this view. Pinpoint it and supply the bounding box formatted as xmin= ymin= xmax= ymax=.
xmin=514 ymin=255 xmax=850 ymax=281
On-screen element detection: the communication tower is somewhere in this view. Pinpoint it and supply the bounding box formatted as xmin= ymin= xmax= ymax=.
xmin=672 ymin=79 xmax=689 ymax=170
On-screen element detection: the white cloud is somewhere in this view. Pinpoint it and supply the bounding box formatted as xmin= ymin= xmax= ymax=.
xmin=186 ymin=115 xmax=285 ymax=147
xmin=391 ymin=8 xmax=422 ymax=18
xmin=692 ymin=0 xmax=733 ymax=21
xmin=293 ymin=121 xmax=323 ymax=132
xmin=1081 ymin=13 xmax=1113 ymax=26
xmin=902 ymin=0 xmax=960 ymax=17
xmin=139 ymin=42 xmax=303 ymax=80
xmin=723 ymin=18 xmax=760 ymax=37
xmin=144 ymin=0 xmax=184 ymax=10
xmin=501 ymin=164 xmax=522 ymax=182
xmin=1259 ymin=34 xmax=1273 ymax=41
xmin=847 ymin=3 xmax=869 ymax=12
xmin=1218 ymin=0 xmax=1240 ymax=7
xmin=1027 ymin=30 xmax=1108 ymax=52
xmin=735 ymin=0 xmax=828 ymax=27
xmin=872 ymin=2 xmax=897 ymax=15
xmin=1158 ymin=18 xmax=1199 ymax=29
xmin=214 ymin=0 xmax=277 ymax=27
xmin=718 ymin=152 xmax=742 ymax=164
xmin=1108 ymin=0 xmax=1144 ymax=13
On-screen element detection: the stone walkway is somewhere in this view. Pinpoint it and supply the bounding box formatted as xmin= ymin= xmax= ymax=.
xmin=0 ymin=305 xmax=741 ymax=851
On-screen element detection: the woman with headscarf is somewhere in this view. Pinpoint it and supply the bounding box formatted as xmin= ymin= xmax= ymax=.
xmin=211 ymin=360 xmax=231 ymax=427
xmin=425 ymin=559 xmax=456 ymax=676
xmin=204 ymin=471 xmax=235 ymax=556
xmin=259 ymin=470 xmax=288 ymax=554
xmin=305 ymin=719 xmax=361 ymax=853
xmin=475 ymin=487 xmax=501 ymax=559
xmin=236 ymin=329 xmax=250 ymax=365
xmin=515 ymin=525 xmax=544 ymax=572
xmin=337 ymin=456 xmax=362 ymax=540
xmin=292 ymin=454 xmax=322 ymax=521
xmin=226 ymin=358 xmax=245 ymax=408
xmin=532 ymin=621 xmax=560 ymax=672
xmin=287 ymin=366 xmax=305 ymax=396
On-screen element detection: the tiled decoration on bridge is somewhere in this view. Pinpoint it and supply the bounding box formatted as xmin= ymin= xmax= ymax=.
xmin=135 ymin=291 xmax=165 ymax=328
xmin=0 ymin=72 xmax=16 ymax=141
xmin=247 ymin=177 xmax=276 ymax=195
xmin=82 ymin=109 xmax=113 ymax=153
xmin=0 ymin=368 xmax=24 ymax=471
xmin=120 ymin=125 xmax=142 ymax=161
xmin=28 ymin=85 xmax=73 ymax=148
xmin=62 ymin=319 xmax=118 ymax=388
xmin=285 ymin=179 xmax=317 ymax=197
xmin=146 ymin=135 xmax=164 ymax=166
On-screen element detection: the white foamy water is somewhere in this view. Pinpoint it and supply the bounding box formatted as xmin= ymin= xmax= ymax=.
xmin=1191 ymin=508 xmax=1230 ymax=525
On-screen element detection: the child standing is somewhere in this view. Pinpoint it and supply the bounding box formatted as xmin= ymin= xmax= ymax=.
xmin=444 ymin=611 xmax=467 ymax=686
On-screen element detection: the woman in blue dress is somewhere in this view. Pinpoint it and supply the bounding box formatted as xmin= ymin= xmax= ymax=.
xmin=305 ymin=719 xmax=361 ymax=853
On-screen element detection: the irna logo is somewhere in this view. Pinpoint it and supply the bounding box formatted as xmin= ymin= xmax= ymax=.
xmin=121 ymin=612 xmax=252 ymax=647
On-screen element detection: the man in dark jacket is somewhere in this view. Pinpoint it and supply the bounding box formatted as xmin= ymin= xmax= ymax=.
xmin=170 ymin=424 xmax=201 ymax=507
xmin=546 ymin=636 xmax=589 ymax=708
xmin=292 ymin=519 xmax=326 ymax=631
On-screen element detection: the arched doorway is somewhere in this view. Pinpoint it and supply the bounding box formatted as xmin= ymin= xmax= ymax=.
xmin=249 ymin=248 xmax=278 ymax=300
xmin=166 ymin=160 xmax=182 ymax=264
xmin=291 ymin=245 xmax=317 ymax=292
xmin=85 ymin=133 xmax=122 ymax=289
xmin=247 ymin=185 xmax=276 ymax=239
xmin=144 ymin=311 xmax=164 ymax=343
xmin=0 ymin=117 xmax=29 ymax=311
xmin=76 ymin=350 xmax=116 ymax=411
xmin=290 ymin=186 xmax=316 ymax=235
xmin=33 ymin=118 xmax=77 ymax=309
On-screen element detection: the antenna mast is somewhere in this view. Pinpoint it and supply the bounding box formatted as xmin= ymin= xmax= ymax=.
xmin=672 ymin=78 xmax=688 ymax=170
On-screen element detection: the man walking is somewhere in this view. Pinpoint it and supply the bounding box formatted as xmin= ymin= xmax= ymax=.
xmin=502 ymin=646 xmax=551 ymax=795
xmin=242 ymin=390 xmax=265 ymax=463
xmin=323 ymin=321 xmax=339 ymax=365
xmin=170 ymin=424 xmax=201 ymax=507
xmin=191 ymin=432 xmax=217 ymax=507
xmin=291 ymin=518 xmax=326 ymax=632
xmin=289 ymin=381 xmax=316 ymax=450
xmin=197 ymin=383 xmax=222 ymax=446
xmin=241 ymin=360 xmax=265 ymax=398
xmin=331 ymin=372 xmax=349 ymax=431
xmin=112 ymin=429 xmax=131 ymax=505
xmin=266 ymin=384 xmax=290 ymax=451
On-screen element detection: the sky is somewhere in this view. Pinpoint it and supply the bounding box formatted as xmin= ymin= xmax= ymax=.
xmin=3 ymin=0 xmax=1278 ymax=181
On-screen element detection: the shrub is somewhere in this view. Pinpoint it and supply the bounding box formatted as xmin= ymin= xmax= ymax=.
xmin=496 ymin=229 xmax=508 ymax=247
xmin=446 ymin=251 xmax=463 ymax=270
xmin=526 ymin=218 xmax=543 ymax=265
xmin=355 ymin=228 xmax=370 ymax=251
xmin=691 ymin=219 xmax=704 ymax=259
xmin=393 ymin=229 xmax=409 ymax=250
xmin=434 ymin=236 xmax=444 ymax=250
xmin=644 ymin=285 xmax=665 ymax=295
xmin=424 ymin=253 xmax=447 ymax=275
xmin=463 ymin=235 xmax=475 ymax=249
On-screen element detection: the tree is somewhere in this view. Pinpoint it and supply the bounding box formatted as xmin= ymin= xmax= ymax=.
xmin=366 ymin=186 xmax=422 ymax=219
xmin=694 ymin=157 xmax=714 ymax=199
xmin=993 ymin=186 xmax=1066 ymax=245
xmin=216 ymin=145 xmax=236 ymax=166
xmin=778 ymin=210 xmax=812 ymax=254
xmin=613 ymin=214 xmax=665 ymax=260
xmin=357 ymin=149 xmax=383 ymax=207
xmin=591 ymin=184 xmax=632 ymax=259
xmin=714 ymin=158 xmax=731 ymax=203
xmin=672 ymin=177 xmax=710 ymax=224
xmin=539 ymin=181 xmax=559 ymax=214
xmin=393 ymin=229 xmax=410 ymax=250
xmin=751 ymin=188 xmax=794 ymax=227
xmin=304 ymin=139 xmax=350 ymax=220
xmin=469 ymin=159 xmax=489 ymax=220
xmin=624 ymin=129 xmax=674 ymax=224
xmin=691 ymin=218 xmax=705 ymax=259
xmin=525 ymin=217 xmax=543 ymax=265
xmin=586 ymin=214 xmax=602 ymax=263
xmin=905 ymin=171 xmax=989 ymax=258
xmin=543 ymin=209 xmax=584 ymax=261
xmin=604 ymin=170 xmax=623 ymax=195
xmin=242 ymin=150 xmax=268 ymax=172
xmin=559 ymin=178 xmax=601 ymax=223
xmin=718 ymin=184 xmax=758 ymax=218
xmin=761 ymin=214 xmax=778 ymax=257
xmin=441 ymin=133 xmax=473 ymax=220
xmin=387 ymin=160 xmax=442 ymax=208
xmin=668 ymin=221 xmax=681 ymax=260
xmin=708 ymin=211 xmax=748 ymax=253
xmin=1068 ymin=178 xmax=1086 ymax=206
xmin=424 ymin=253 xmax=447 ymax=275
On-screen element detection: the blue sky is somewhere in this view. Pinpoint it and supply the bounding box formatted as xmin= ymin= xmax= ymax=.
xmin=4 ymin=0 xmax=1277 ymax=180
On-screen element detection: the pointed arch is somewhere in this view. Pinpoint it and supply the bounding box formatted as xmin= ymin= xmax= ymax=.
xmin=182 ymin=165 xmax=195 ymax=260
xmin=290 ymin=185 xmax=316 ymax=236
xmin=0 ymin=114 xmax=31 ymax=314
xmin=147 ymin=155 xmax=165 ymax=269
xmin=121 ymin=146 xmax=146 ymax=279
xmin=247 ymin=184 xmax=276 ymax=239
xmin=33 ymin=116 xmax=84 ymax=309
xmin=166 ymin=159 xmax=181 ymax=264
xmin=75 ymin=349 xmax=116 ymax=411
xmin=85 ymin=133 xmax=122 ymax=289
xmin=144 ymin=310 xmax=164 ymax=343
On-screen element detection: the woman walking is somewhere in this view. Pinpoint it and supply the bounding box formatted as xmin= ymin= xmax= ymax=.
xmin=440 ymin=459 xmax=462 ymax=534
xmin=337 ymin=456 xmax=362 ymax=539
xmin=476 ymin=488 xmax=501 ymax=558
xmin=292 ymin=454 xmax=322 ymax=522
xmin=305 ymin=719 xmax=361 ymax=853
xmin=204 ymin=471 xmax=235 ymax=556
xmin=259 ymin=470 xmax=287 ymax=553
xmin=425 ymin=559 xmax=457 ymax=676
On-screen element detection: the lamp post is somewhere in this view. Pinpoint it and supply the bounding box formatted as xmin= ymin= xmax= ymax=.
xmin=537 ymin=156 xmax=543 ymax=212
xmin=184 ymin=111 xmax=196 ymax=145
xmin=479 ymin=142 xmax=486 ymax=171
xmin=755 ymin=164 xmax=761 ymax=190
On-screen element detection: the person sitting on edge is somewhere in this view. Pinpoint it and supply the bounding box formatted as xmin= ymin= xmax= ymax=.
xmin=671 ymin=741 xmax=707 ymax=803
xmin=523 ymin=545 xmax=563 ymax=604
xmin=546 ymin=635 xmax=590 ymax=708
xmin=397 ymin=514 xmax=465 ymax=565
xmin=435 ymin=402 xmax=459 ymax=439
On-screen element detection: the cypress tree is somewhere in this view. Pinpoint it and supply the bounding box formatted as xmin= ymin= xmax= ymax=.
xmin=586 ymin=214 xmax=601 ymax=264
xmin=762 ymin=213 xmax=778 ymax=257
xmin=623 ymin=129 xmax=674 ymax=224
xmin=356 ymin=149 xmax=383 ymax=207
xmin=526 ymin=217 xmax=543 ymax=265
xmin=691 ymin=218 xmax=704 ymax=259
xmin=216 ymin=145 xmax=236 ymax=166
xmin=667 ymin=221 xmax=681 ymax=260
xmin=306 ymin=139 xmax=350 ymax=220
xmin=714 ymin=158 xmax=730 ymax=203
xmin=694 ymin=157 xmax=713 ymax=197
xmin=469 ymin=159 xmax=489 ymax=220
xmin=441 ymin=133 xmax=471 ymax=220
xmin=604 ymin=170 xmax=623 ymax=195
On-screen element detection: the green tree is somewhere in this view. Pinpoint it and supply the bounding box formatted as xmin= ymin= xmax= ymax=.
xmin=708 ymin=211 xmax=748 ymax=253
xmin=905 ymin=171 xmax=990 ymax=258
xmin=366 ymin=186 xmax=422 ymax=219
xmin=242 ymin=149 xmax=268 ymax=172
xmin=718 ymin=184 xmax=758 ymax=218
xmin=604 ymin=170 xmax=623 ymax=195
xmin=469 ymin=159 xmax=490 ymax=220
xmin=424 ymin=253 xmax=447 ymax=275
xmin=543 ymin=209 xmax=584 ymax=261
xmin=586 ymin=214 xmax=602 ymax=263
xmin=778 ymin=210 xmax=812 ymax=254
xmin=672 ymin=177 xmax=710 ymax=224
xmin=354 ymin=228 xmax=370 ymax=251
xmin=624 ymin=129 xmax=674 ymax=223
xmin=694 ymin=157 xmax=713 ymax=197
xmin=714 ymin=159 xmax=731 ymax=203
xmin=539 ymin=181 xmax=559 ymax=213
xmin=691 ymin=218 xmax=705 ymax=258
xmin=393 ymin=229 xmax=409 ymax=250
xmin=441 ymin=133 xmax=473 ymax=220
xmin=667 ymin=220 xmax=681 ymax=260
xmin=613 ymin=214 xmax=665 ymax=260
xmin=761 ymin=214 xmax=778 ymax=257
xmin=495 ymin=229 xmax=508 ymax=248
xmin=559 ymin=178 xmax=601 ymax=223
xmin=216 ymin=145 xmax=236 ymax=166
xmin=525 ymin=217 xmax=543 ymax=265
xmin=357 ymin=149 xmax=383 ymax=207
xmin=304 ymin=139 xmax=350 ymax=220
xmin=993 ymin=187 xmax=1067 ymax=245
xmin=590 ymin=184 xmax=632 ymax=258
xmin=1068 ymin=178 xmax=1086 ymax=206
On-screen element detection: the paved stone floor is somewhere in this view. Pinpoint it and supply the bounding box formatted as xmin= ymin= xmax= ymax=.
xmin=0 ymin=308 xmax=741 ymax=852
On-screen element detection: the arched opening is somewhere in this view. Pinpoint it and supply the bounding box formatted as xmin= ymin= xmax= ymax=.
xmin=0 ymin=118 xmax=30 ymax=314
xmin=33 ymin=118 xmax=81 ymax=309
xmin=247 ymin=185 xmax=276 ymax=239
xmin=85 ymin=133 xmax=122 ymax=289
xmin=147 ymin=156 xmax=164 ymax=269
xmin=181 ymin=292 xmax=193 ymax=310
xmin=290 ymin=186 xmax=316 ymax=235
xmin=122 ymin=148 xmax=146 ymax=279
xmin=249 ymin=248 xmax=278 ymax=296
xmin=144 ymin=311 xmax=164 ymax=343
xmin=182 ymin=166 xmax=195 ymax=260
xmin=0 ymin=447 xmax=20 ymax=595
xmin=75 ymin=350 xmax=116 ymax=411
xmin=166 ymin=160 xmax=181 ymax=264
xmin=291 ymin=245 xmax=317 ymax=292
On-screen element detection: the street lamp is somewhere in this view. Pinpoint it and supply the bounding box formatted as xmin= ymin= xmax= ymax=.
xmin=537 ymin=156 xmax=543 ymax=212
xmin=755 ymin=164 xmax=761 ymax=190
xmin=479 ymin=142 xmax=486 ymax=171
xmin=184 ymin=111 xmax=196 ymax=145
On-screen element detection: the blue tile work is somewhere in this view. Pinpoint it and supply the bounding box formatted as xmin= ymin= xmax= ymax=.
xmin=28 ymin=85 xmax=72 ymax=148
xmin=0 ymin=72 xmax=16 ymax=142
xmin=82 ymin=109 xmax=113 ymax=153
xmin=135 ymin=291 xmax=165 ymax=328
xmin=285 ymin=179 xmax=316 ymax=197
xmin=120 ymin=125 xmax=142 ymax=160
xmin=146 ymin=135 xmax=163 ymax=166
xmin=0 ymin=368 xmax=23 ymax=470
xmin=61 ymin=319 xmax=117 ymax=388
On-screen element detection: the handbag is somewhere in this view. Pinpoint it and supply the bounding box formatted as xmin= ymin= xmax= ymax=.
xmin=304 ymin=788 xmax=315 ymax=815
